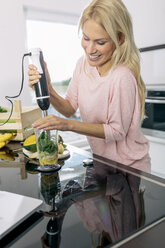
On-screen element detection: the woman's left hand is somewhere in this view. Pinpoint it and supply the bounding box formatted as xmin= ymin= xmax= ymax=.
xmin=32 ymin=115 xmax=70 ymax=131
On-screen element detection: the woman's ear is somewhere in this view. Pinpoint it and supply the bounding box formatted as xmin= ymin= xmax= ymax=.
xmin=118 ymin=32 xmax=125 ymax=45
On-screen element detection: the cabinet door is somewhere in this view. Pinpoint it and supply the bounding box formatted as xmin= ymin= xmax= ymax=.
xmin=149 ymin=140 xmax=165 ymax=177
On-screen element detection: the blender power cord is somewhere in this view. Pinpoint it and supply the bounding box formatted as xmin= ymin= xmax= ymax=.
xmin=0 ymin=52 xmax=31 ymax=126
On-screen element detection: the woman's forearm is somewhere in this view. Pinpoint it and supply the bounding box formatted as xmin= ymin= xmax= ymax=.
xmin=68 ymin=119 xmax=105 ymax=139
xmin=49 ymin=87 xmax=75 ymax=117
xmin=32 ymin=114 xmax=105 ymax=139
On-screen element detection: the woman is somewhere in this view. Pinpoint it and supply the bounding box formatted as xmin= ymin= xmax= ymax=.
xmin=29 ymin=0 xmax=150 ymax=165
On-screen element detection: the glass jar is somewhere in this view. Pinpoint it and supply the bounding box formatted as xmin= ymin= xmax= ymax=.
xmin=35 ymin=129 xmax=58 ymax=166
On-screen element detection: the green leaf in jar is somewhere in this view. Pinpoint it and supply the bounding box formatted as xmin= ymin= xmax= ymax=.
xmin=38 ymin=131 xmax=58 ymax=154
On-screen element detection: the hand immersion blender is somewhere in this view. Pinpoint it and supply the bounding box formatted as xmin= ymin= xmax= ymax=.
xmin=28 ymin=48 xmax=61 ymax=173
xmin=29 ymin=48 xmax=50 ymax=116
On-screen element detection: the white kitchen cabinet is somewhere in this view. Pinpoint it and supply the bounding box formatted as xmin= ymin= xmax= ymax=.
xmin=145 ymin=135 xmax=165 ymax=178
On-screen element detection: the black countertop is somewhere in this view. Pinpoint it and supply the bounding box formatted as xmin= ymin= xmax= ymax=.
xmin=0 ymin=144 xmax=165 ymax=248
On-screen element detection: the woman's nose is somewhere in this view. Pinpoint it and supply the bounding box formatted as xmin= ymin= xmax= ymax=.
xmin=87 ymin=42 xmax=97 ymax=54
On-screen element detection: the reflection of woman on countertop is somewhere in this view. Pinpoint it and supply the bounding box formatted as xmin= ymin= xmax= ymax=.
xmin=40 ymin=159 xmax=147 ymax=248
xmin=75 ymin=162 xmax=145 ymax=246
xmin=28 ymin=0 xmax=150 ymax=166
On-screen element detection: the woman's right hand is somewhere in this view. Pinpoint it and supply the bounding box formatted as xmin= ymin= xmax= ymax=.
xmin=28 ymin=64 xmax=41 ymax=89
xmin=28 ymin=62 xmax=53 ymax=92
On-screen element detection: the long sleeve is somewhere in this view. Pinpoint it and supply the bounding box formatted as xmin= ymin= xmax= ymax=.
xmin=103 ymin=67 xmax=137 ymax=142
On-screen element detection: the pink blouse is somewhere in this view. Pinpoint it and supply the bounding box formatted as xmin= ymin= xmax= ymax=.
xmin=65 ymin=56 xmax=149 ymax=165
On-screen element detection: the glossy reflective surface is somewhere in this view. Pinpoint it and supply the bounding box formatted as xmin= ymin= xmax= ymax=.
xmin=0 ymin=144 xmax=165 ymax=248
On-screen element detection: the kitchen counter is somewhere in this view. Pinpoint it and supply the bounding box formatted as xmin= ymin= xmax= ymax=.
xmin=0 ymin=143 xmax=165 ymax=248
xmin=142 ymin=128 xmax=165 ymax=144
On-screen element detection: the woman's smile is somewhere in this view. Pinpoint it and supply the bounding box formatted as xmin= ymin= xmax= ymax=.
xmin=88 ymin=54 xmax=102 ymax=61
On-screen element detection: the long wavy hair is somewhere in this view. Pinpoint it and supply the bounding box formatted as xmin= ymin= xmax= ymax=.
xmin=78 ymin=0 xmax=146 ymax=120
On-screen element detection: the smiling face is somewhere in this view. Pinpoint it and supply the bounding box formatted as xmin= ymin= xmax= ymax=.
xmin=81 ymin=19 xmax=116 ymax=76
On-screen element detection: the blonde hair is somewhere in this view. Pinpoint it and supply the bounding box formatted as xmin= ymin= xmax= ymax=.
xmin=79 ymin=0 xmax=146 ymax=120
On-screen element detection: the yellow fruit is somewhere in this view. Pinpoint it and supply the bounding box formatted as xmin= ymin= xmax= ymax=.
xmin=0 ymin=133 xmax=16 ymax=149
xmin=0 ymin=133 xmax=11 ymax=142
xmin=0 ymin=153 xmax=15 ymax=161
xmin=0 ymin=142 xmax=5 ymax=149
xmin=23 ymin=135 xmax=37 ymax=153
xmin=0 ymin=151 xmax=6 ymax=155
xmin=0 ymin=148 xmax=15 ymax=161
xmin=58 ymin=143 xmax=64 ymax=154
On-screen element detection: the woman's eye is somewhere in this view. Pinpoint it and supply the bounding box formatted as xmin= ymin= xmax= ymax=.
xmin=97 ymin=41 xmax=106 ymax=45
xmin=83 ymin=36 xmax=89 ymax=41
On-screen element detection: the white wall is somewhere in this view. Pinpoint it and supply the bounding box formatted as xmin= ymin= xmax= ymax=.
xmin=0 ymin=0 xmax=165 ymax=107
xmin=0 ymin=0 xmax=32 ymax=107
xmin=123 ymin=0 xmax=165 ymax=86
xmin=123 ymin=0 xmax=165 ymax=48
